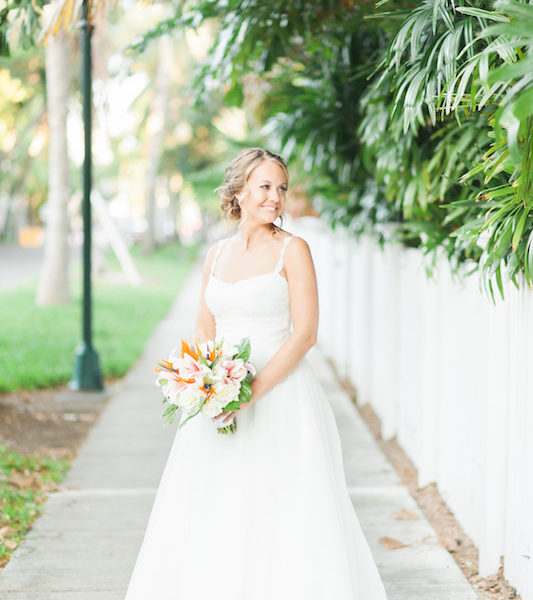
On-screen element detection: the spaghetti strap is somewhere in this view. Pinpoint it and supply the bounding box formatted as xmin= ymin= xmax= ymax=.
xmin=210 ymin=239 xmax=227 ymax=277
xmin=275 ymin=235 xmax=294 ymax=273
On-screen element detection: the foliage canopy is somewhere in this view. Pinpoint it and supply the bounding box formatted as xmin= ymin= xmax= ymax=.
xmin=137 ymin=0 xmax=533 ymax=298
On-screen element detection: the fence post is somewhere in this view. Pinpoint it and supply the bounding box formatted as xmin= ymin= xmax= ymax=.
xmin=418 ymin=264 xmax=442 ymax=487
xmin=333 ymin=228 xmax=351 ymax=380
xmin=381 ymin=240 xmax=401 ymax=440
xmin=479 ymin=286 xmax=510 ymax=576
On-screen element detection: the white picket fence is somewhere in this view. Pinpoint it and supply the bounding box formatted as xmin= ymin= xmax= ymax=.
xmin=292 ymin=216 xmax=533 ymax=600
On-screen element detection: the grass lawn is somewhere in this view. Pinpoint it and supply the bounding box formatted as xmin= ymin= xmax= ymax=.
xmin=0 ymin=443 xmax=69 ymax=567
xmin=0 ymin=240 xmax=201 ymax=391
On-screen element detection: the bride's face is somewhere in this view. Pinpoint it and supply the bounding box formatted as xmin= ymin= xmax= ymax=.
xmin=236 ymin=160 xmax=288 ymax=224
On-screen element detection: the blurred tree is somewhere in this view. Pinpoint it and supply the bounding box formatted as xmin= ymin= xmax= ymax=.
xmin=143 ymin=34 xmax=172 ymax=254
xmin=0 ymin=53 xmax=47 ymax=241
xmin=1 ymin=0 xmax=78 ymax=303
xmin=0 ymin=0 xmax=45 ymax=57
xmin=36 ymin=28 xmax=73 ymax=304
xmin=130 ymin=0 xmax=405 ymax=239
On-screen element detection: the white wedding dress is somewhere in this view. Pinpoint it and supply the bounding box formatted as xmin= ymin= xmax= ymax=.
xmin=125 ymin=234 xmax=388 ymax=600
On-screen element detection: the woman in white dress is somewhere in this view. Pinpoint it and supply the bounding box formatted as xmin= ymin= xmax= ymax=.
xmin=125 ymin=147 xmax=388 ymax=599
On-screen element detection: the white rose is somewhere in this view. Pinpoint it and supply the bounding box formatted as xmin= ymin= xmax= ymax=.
xmin=213 ymin=383 xmax=240 ymax=409
xmin=202 ymin=396 xmax=224 ymax=418
xmin=177 ymin=383 xmax=204 ymax=415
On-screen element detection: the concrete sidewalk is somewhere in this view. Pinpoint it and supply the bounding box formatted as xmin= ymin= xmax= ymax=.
xmin=0 ymin=261 xmax=478 ymax=599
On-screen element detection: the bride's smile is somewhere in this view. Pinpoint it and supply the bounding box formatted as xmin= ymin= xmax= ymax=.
xmin=235 ymin=160 xmax=288 ymax=229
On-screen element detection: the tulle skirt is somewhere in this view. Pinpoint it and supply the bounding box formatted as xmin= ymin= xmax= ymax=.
xmin=125 ymin=341 xmax=388 ymax=600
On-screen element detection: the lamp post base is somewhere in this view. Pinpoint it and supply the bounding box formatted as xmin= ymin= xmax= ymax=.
xmin=69 ymin=341 xmax=104 ymax=391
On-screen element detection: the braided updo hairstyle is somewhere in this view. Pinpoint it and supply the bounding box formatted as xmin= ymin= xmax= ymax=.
xmin=217 ymin=147 xmax=289 ymax=226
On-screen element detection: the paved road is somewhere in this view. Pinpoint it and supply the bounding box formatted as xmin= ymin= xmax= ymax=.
xmin=0 ymin=245 xmax=44 ymax=292
xmin=0 ymin=259 xmax=478 ymax=599
xmin=0 ymin=244 xmax=82 ymax=293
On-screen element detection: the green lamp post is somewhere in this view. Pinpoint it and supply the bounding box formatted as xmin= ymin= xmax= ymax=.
xmin=69 ymin=0 xmax=103 ymax=391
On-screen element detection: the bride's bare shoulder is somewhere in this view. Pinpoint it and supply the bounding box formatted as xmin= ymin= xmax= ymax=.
xmin=283 ymin=234 xmax=314 ymax=272
xmin=285 ymin=233 xmax=310 ymax=252
xmin=203 ymin=238 xmax=228 ymax=273
xmin=208 ymin=236 xmax=234 ymax=253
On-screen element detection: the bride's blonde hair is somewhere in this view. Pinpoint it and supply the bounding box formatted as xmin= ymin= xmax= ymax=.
xmin=217 ymin=148 xmax=289 ymax=224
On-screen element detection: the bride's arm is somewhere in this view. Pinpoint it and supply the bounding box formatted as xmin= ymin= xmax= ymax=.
xmin=193 ymin=243 xmax=218 ymax=342
xmin=249 ymin=236 xmax=318 ymax=402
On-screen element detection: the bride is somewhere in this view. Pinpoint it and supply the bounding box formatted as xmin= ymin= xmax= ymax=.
xmin=125 ymin=147 xmax=388 ymax=599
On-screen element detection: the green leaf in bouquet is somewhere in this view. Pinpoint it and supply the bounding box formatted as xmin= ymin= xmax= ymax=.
xmin=222 ymin=400 xmax=241 ymax=411
xmin=162 ymin=403 xmax=177 ymax=418
xmin=198 ymin=352 xmax=210 ymax=367
xmin=238 ymin=379 xmax=252 ymax=403
xmin=233 ymin=337 xmax=251 ymax=362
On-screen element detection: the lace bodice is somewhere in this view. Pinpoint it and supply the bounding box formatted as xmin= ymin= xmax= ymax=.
xmin=205 ymin=235 xmax=294 ymax=370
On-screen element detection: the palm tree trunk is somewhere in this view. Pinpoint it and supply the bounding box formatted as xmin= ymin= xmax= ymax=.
xmin=36 ymin=29 xmax=73 ymax=305
xmin=143 ymin=35 xmax=172 ymax=254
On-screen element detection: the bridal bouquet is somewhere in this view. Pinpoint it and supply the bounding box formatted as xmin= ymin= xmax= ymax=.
xmin=154 ymin=337 xmax=256 ymax=435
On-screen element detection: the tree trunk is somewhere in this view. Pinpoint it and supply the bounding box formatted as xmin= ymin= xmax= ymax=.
xmin=36 ymin=30 xmax=73 ymax=305
xmin=143 ymin=35 xmax=172 ymax=254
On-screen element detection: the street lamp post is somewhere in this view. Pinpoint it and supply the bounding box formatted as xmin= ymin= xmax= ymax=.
xmin=69 ymin=0 xmax=103 ymax=391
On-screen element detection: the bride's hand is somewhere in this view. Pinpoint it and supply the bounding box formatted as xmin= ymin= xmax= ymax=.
xmin=212 ymin=409 xmax=239 ymax=426
xmin=212 ymin=384 xmax=259 ymax=425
